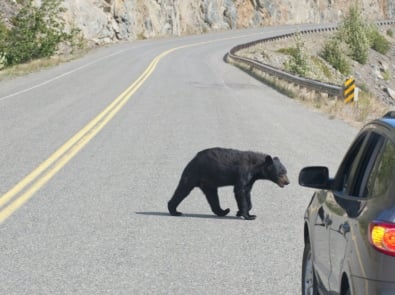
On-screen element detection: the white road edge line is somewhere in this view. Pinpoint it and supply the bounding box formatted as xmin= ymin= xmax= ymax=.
xmin=0 ymin=49 xmax=131 ymax=102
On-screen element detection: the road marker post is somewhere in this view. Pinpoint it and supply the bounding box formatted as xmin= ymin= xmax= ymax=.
xmin=343 ymin=77 xmax=356 ymax=103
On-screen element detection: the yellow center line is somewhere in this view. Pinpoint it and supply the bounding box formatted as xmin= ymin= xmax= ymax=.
xmin=0 ymin=47 xmax=178 ymax=223
xmin=0 ymin=33 xmax=263 ymax=224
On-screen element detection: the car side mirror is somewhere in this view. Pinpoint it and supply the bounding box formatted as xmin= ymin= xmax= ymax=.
xmin=299 ymin=166 xmax=331 ymax=189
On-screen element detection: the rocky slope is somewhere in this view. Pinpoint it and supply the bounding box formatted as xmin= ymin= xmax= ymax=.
xmin=1 ymin=0 xmax=395 ymax=44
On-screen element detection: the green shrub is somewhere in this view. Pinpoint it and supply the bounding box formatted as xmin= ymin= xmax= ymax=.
xmin=277 ymin=47 xmax=298 ymax=56
xmin=311 ymin=56 xmax=332 ymax=79
xmin=383 ymin=70 xmax=391 ymax=81
xmin=320 ymin=37 xmax=351 ymax=75
xmin=368 ymin=27 xmax=391 ymax=54
xmin=339 ymin=3 xmax=369 ymax=64
xmin=320 ymin=2 xmax=392 ymax=74
xmin=0 ymin=20 xmax=8 ymax=66
xmin=0 ymin=20 xmax=7 ymax=39
xmin=387 ymin=28 xmax=393 ymax=37
xmin=1 ymin=0 xmax=78 ymax=67
xmin=284 ymin=32 xmax=309 ymax=76
xmin=0 ymin=20 xmax=7 ymax=48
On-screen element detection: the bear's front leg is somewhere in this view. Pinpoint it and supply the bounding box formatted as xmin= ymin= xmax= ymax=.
xmin=236 ymin=212 xmax=256 ymax=220
xmin=245 ymin=192 xmax=256 ymax=219
xmin=234 ymin=184 xmax=255 ymax=220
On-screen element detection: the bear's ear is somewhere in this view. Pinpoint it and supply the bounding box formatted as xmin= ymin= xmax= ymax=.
xmin=265 ymin=155 xmax=273 ymax=165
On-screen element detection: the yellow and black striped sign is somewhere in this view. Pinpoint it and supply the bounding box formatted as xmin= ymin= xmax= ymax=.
xmin=344 ymin=78 xmax=355 ymax=103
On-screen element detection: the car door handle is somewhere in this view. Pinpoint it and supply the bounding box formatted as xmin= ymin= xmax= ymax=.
xmin=339 ymin=222 xmax=350 ymax=235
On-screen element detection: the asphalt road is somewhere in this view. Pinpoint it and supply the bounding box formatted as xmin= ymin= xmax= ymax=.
xmin=0 ymin=25 xmax=357 ymax=294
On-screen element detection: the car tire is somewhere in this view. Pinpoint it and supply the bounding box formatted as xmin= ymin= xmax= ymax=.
xmin=302 ymin=241 xmax=318 ymax=295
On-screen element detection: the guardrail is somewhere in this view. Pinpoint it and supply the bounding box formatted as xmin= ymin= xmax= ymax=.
xmin=226 ymin=20 xmax=395 ymax=99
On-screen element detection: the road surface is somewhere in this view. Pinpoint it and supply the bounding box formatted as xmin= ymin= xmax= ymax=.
xmin=0 ymin=25 xmax=357 ymax=294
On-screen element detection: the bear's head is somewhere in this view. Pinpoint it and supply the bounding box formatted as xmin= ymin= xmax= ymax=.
xmin=264 ymin=155 xmax=290 ymax=188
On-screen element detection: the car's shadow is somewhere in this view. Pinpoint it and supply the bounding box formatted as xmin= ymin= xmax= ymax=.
xmin=135 ymin=211 xmax=240 ymax=220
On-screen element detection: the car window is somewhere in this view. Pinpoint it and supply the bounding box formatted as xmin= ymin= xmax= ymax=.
xmin=366 ymin=139 xmax=395 ymax=199
xmin=334 ymin=132 xmax=368 ymax=193
xmin=334 ymin=132 xmax=385 ymax=198
xmin=354 ymin=132 xmax=385 ymax=197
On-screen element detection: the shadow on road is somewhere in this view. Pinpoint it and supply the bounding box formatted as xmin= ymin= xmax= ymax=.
xmin=135 ymin=211 xmax=240 ymax=220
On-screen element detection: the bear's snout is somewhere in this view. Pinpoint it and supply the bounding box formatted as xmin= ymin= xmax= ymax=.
xmin=277 ymin=175 xmax=290 ymax=188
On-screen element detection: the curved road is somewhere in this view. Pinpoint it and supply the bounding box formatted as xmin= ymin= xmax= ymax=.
xmin=0 ymin=25 xmax=357 ymax=294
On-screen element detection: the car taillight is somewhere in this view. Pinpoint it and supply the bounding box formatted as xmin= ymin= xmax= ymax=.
xmin=369 ymin=221 xmax=395 ymax=257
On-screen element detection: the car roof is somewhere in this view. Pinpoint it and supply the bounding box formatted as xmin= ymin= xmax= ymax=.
xmin=367 ymin=111 xmax=395 ymax=135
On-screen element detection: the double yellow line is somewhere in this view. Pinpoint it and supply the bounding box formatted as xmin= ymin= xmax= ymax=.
xmin=0 ymin=46 xmax=182 ymax=224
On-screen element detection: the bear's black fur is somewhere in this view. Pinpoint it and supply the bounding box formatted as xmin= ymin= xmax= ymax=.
xmin=168 ymin=147 xmax=289 ymax=220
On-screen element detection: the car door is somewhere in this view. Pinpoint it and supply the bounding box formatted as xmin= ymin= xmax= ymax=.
xmin=310 ymin=189 xmax=332 ymax=292
xmin=309 ymin=132 xmax=369 ymax=292
xmin=326 ymin=131 xmax=385 ymax=292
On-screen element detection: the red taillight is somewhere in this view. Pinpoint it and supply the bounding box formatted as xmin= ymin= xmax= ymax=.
xmin=369 ymin=221 xmax=395 ymax=256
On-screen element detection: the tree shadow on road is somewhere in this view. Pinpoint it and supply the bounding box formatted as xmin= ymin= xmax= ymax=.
xmin=135 ymin=211 xmax=240 ymax=220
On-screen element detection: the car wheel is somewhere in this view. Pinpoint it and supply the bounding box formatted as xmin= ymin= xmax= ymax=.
xmin=302 ymin=242 xmax=318 ymax=295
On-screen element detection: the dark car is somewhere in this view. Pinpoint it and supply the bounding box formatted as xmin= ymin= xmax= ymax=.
xmin=299 ymin=112 xmax=395 ymax=295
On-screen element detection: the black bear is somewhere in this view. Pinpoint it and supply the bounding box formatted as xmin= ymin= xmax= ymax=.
xmin=168 ymin=147 xmax=289 ymax=220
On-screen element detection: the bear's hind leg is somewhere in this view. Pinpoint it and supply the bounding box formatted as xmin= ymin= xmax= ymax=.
xmin=200 ymin=185 xmax=230 ymax=217
xmin=168 ymin=177 xmax=195 ymax=216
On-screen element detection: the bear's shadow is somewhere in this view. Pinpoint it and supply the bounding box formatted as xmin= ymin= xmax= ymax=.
xmin=135 ymin=211 xmax=240 ymax=220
